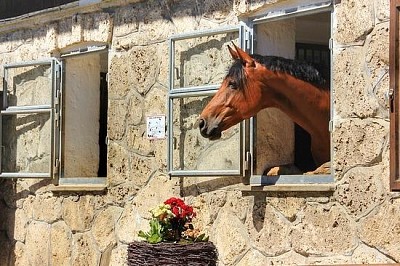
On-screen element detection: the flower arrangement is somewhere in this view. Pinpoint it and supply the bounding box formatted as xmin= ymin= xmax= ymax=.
xmin=138 ymin=197 xmax=208 ymax=244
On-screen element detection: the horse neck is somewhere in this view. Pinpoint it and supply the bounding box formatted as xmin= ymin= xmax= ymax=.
xmin=261 ymin=73 xmax=330 ymax=137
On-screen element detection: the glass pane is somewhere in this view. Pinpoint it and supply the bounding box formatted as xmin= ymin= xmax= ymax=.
xmin=5 ymin=64 xmax=52 ymax=107
xmin=173 ymin=31 xmax=239 ymax=89
xmin=2 ymin=112 xmax=51 ymax=174
xmin=171 ymin=95 xmax=240 ymax=171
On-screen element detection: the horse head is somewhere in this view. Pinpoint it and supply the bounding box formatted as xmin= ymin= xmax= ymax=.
xmin=199 ymin=44 xmax=273 ymax=140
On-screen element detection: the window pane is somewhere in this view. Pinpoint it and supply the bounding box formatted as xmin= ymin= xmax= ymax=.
xmin=2 ymin=112 xmax=51 ymax=174
xmin=171 ymin=95 xmax=240 ymax=172
xmin=173 ymin=31 xmax=239 ymax=89
xmin=5 ymin=64 xmax=52 ymax=107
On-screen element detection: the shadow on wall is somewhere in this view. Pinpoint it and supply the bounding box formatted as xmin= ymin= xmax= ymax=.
xmin=0 ymin=178 xmax=54 ymax=264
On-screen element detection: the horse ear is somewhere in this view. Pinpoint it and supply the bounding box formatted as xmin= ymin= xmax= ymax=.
xmin=228 ymin=45 xmax=239 ymax=60
xmin=231 ymin=43 xmax=255 ymax=68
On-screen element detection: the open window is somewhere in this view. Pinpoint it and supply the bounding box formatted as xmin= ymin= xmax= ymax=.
xmin=1 ymin=59 xmax=61 ymax=178
xmin=167 ymin=27 xmax=244 ymax=177
xmin=247 ymin=0 xmax=334 ymax=185
xmin=1 ymin=45 xmax=108 ymax=187
xmin=390 ymin=0 xmax=400 ymax=191
xmin=167 ymin=1 xmax=334 ymax=188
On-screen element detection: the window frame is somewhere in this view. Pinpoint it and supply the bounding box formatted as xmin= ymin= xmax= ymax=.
xmin=0 ymin=46 xmax=108 ymax=188
xmin=390 ymin=0 xmax=400 ymax=191
xmin=167 ymin=26 xmax=246 ymax=177
xmin=0 ymin=58 xmax=61 ymax=179
xmin=246 ymin=1 xmax=334 ymax=186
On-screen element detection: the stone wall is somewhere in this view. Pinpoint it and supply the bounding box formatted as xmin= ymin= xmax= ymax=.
xmin=0 ymin=0 xmax=399 ymax=265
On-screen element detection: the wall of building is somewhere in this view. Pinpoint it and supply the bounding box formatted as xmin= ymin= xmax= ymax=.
xmin=0 ymin=0 xmax=399 ymax=265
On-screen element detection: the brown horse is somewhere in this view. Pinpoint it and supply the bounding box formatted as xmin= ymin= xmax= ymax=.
xmin=199 ymin=44 xmax=330 ymax=169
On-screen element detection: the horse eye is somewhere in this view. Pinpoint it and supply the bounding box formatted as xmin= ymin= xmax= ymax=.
xmin=228 ymin=81 xmax=238 ymax=90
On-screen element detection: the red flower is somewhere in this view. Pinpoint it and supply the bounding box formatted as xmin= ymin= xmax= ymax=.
xmin=164 ymin=197 xmax=196 ymax=222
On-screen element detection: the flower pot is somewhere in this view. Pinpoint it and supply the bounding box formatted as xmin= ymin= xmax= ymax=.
xmin=127 ymin=241 xmax=218 ymax=266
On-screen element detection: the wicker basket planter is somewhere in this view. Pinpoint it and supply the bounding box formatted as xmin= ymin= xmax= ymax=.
xmin=127 ymin=241 xmax=218 ymax=266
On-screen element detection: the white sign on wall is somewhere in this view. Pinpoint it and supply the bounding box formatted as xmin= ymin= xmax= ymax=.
xmin=146 ymin=115 xmax=166 ymax=140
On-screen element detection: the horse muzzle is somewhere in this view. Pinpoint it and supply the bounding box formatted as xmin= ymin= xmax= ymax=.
xmin=198 ymin=118 xmax=222 ymax=140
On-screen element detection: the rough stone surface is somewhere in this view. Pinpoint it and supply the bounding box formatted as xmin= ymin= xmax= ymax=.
xmin=51 ymin=221 xmax=73 ymax=266
xmin=333 ymin=47 xmax=380 ymax=118
xmin=0 ymin=0 xmax=399 ymax=265
xmin=360 ymin=199 xmax=400 ymax=261
xmin=62 ymin=196 xmax=96 ymax=232
xmin=334 ymin=0 xmax=375 ymax=44
xmin=25 ymin=221 xmax=51 ymax=265
xmin=335 ymin=165 xmax=386 ymax=218
xmin=91 ymin=206 xmax=123 ymax=252
xmin=333 ymin=119 xmax=388 ymax=175
xmin=211 ymin=208 xmax=250 ymax=265
xmin=71 ymin=232 xmax=99 ymax=266
xmin=291 ymin=204 xmax=357 ymax=255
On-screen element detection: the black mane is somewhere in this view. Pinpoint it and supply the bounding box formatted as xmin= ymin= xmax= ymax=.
xmin=227 ymin=54 xmax=327 ymax=89
xmin=252 ymin=54 xmax=326 ymax=86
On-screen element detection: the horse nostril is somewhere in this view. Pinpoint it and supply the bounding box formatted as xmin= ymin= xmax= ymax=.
xmin=199 ymin=118 xmax=206 ymax=130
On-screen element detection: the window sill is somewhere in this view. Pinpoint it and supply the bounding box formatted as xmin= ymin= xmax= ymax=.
xmin=238 ymin=183 xmax=335 ymax=192
xmin=50 ymin=184 xmax=106 ymax=192
xmin=50 ymin=177 xmax=107 ymax=192
xmin=238 ymin=174 xmax=335 ymax=192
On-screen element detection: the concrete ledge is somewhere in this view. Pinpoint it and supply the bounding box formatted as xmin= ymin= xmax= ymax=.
xmin=237 ymin=183 xmax=335 ymax=192
xmin=50 ymin=184 xmax=107 ymax=192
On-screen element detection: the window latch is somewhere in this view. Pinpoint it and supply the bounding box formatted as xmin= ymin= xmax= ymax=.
xmin=388 ymin=89 xmax=394 ymax=112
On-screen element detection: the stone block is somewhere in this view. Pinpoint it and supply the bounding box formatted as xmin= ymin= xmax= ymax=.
xmin=191 ymin=191 xmax=228 ymax=229
xmin=12 ymin=241 xmax=29 ymax=266
xmin=115 ymin=202 xmax=148 ymax=244
xmin=360 ymin=199 xmax=400 ymax=261
xmin=62 ymin=196 xmax=96 ymax=232
xmin=365 ymin=22 xmax=390 ymax=117
xmin=31 ymin=193 xmax=62 ymax=223
xmin=51 ymin=221 xmax=73 ymax=266
xmin=81 ymin=12 xmax=112 ymax=43
xmin=108 ymin=55 xmax=134 ymax=99
xmin=92 ymin=206 xmax=123 ymax=252
xmin=107 ymin=142 xmax=131 ymax=186
xmin=246 ymin=203 xmax=291 ymax=256
xmin=129 ymin=46 xmax=159 ymax=95
xmin=332 ymin=119 xmax=388 ymax=175
xmin=109 ymin=244 xmax=128 ymax=266
xmin=211 ymin=208 xmax=250 ymax=265
xmin=127 ymin=93 xmax=144 ymax=125
xmin=334 ymin=0 xmax=374 ymax=44
xmin=108 ymin=99 xmax=128 ymax=140
xmin=237 ymin=249 xmax=306 ymax=266
xmin=266 ymin=194 xmax=306 ymax=222
xmin=71 ymin=232 xmax=100 ymax=265
xmin=333 ymin=47 xmax=380 ymax=118
xmin=25 ymin=221 xmax=51 ymax=265
xmin=375 ymin=0 xmax=390 ymax=22
xmin=335 ymin=165 xmax=386 ymax=218
xmin=291 ymin=204 xmax=357 ymax=255
xmin=11 ymin=207 xmax=28 ymax=242
xmin=131 ymin=174 xmax=179 ymax=220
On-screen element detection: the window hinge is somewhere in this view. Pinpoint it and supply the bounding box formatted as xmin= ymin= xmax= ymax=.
xmin=54 ymin=159 xmax=60 ymax=174
xmin=389 ymin=89 xmax=394 ymax=112
xmin=55 ymin=111 xmax=59 ymax=128
xmin=329 ymin=119 xmax=334 ymax=132
xmin=244 ymin=151 xmax=251 ymax=171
